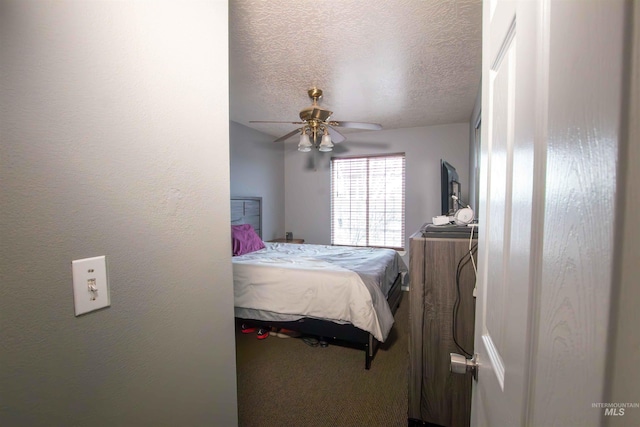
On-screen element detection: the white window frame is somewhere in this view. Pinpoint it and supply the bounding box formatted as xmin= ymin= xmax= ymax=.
xmin=330 ymin=153 xmax=406 ymax=250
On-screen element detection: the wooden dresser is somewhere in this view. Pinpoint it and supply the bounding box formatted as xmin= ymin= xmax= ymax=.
xmin=408 ymin=230 xmax=477 ymax=427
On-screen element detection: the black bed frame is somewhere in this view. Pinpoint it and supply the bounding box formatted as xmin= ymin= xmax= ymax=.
xmin=231 ymin=195 xmax=404 ymax=369
xmin=237 ymin=272 xmax=404 ymax=370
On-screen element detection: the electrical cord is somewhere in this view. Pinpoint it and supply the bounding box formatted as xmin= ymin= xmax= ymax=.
xmin=453 ymin=247 xmax=475 ymax=357
xmin=452 ymin=243 xmax=477 ymax=358
xmin=468 ymin=225 xmax=478 ymax=277
xmin=468 ymin=224 xmax=478 ymax=297
xmin=416 ymin=230 xmax=477 ymax=363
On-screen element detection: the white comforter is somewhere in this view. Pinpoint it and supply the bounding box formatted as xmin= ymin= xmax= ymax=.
xmin=232 ymin=243 xmax=406 ymax=342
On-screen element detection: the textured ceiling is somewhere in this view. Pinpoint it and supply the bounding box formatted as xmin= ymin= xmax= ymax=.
xmin=229 ymin=0 xmax=482 ymax=141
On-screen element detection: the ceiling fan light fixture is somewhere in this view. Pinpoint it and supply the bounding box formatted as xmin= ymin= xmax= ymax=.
xmin=298 ymin=131 xmax=312 ymax=152
xmin=318 ymin=129 xmax=333 ymax=152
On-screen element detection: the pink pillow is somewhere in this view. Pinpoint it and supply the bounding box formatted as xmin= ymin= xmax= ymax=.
xmin=231 ymin=224 xmax=265 ymax=256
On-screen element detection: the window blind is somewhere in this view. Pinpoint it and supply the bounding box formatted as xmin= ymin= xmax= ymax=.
xmin=330 ymin=153 xmax=405 ymax=250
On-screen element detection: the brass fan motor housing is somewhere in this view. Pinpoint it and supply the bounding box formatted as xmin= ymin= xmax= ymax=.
xmin=299 ymin=107 xmax=333 ymax=122
xmin=299 ymin=88 xmax=332 ymax=122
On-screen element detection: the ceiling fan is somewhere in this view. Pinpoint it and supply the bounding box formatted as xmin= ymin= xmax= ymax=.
xmin=249 ymin=88 xmax=383 ymax=152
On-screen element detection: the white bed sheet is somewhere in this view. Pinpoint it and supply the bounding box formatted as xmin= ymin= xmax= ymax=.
xmin=232 ymin=243 xmax=407 ymax=342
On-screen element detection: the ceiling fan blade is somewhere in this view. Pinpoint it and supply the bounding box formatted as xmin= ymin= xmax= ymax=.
xmin=273 ymin=128 xmax=302 ymax=143
xmin=329 ymin=121 xmax=383 ymax=131
xmin=327 ymin=126 xmax=346 ymax=143
xmin=250 ymin=120 xmax=305 ymax=125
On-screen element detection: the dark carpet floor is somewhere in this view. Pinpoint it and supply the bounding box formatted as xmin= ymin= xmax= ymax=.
xmin=235 ymin=292 xmax=409 ymax=427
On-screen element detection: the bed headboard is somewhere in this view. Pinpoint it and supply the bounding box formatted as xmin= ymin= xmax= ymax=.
xmin=231 ymin=196 xmax=262 ymax=239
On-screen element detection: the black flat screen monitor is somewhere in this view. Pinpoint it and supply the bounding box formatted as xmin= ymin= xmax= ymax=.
xmin=441 ymin=160 xmax=460 ymax=215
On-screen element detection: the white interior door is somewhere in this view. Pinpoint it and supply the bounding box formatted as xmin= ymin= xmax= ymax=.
xmin=472 ymin=1 xmax=627 ymax=426
xmin=471 ymin=1 xmax=540 ymax=426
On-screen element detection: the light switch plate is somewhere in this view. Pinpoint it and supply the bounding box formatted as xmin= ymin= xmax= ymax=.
xmin=72 ymin=256 xmax=110 ymax=316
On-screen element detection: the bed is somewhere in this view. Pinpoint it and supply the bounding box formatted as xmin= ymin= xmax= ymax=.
xmin=231 ymin=196 xmax=407 ymax=369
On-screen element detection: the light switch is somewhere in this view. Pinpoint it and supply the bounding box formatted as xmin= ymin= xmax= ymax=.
xmin=72 ymin=256 xmax=110 ymax=316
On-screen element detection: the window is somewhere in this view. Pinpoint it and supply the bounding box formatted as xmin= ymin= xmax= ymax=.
xmin=331 ymin=153 xmax=405 ymax=250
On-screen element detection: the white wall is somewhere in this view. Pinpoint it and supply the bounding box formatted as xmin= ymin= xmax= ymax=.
xmin=0 ymin=2 xmax=237 ymax=426
xmin=230 ymin=121 xmax=285 ymax=240
xmin=284 ymin=123 xmax=470 ymax=260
